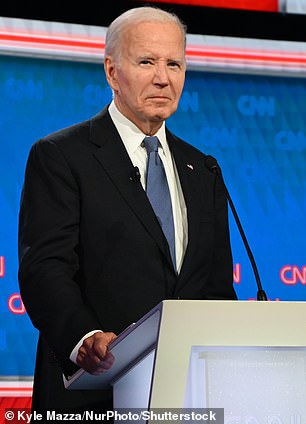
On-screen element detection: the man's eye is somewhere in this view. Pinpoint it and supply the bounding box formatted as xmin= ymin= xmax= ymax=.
xmin=168 ymin=61 xmax=181 ymax=69
xmin=140 ymin=59 xmax=153 ymax=65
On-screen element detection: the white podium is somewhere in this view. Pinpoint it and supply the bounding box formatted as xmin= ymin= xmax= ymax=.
xmin=65 ymin=300 xmax=306 ymax=421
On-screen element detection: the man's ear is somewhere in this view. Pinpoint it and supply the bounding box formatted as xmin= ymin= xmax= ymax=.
xmin=104 ymin=57 xmax=118 ymax=91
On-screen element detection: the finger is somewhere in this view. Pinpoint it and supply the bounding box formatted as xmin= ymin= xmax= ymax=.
xmin=106 ymin=332 xmax=117 ymax=343
xmin=90 ymin=333 xmax=116 ymax=361
xmin=87 ymin=351 xmax=115 ymax=375
xmin=76 ymin=347 xmax=101 ymax=368
xmin=99 ymin=352 xmax=115 ymax=369
xmin=76 ymin=332 xmax=117 ymax=373
xmin=76 ymin=353 xmax=100 ymax=370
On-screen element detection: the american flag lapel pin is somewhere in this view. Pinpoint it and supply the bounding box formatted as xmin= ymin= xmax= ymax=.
xmin=186 ymin=163 xmax=194 ymax=170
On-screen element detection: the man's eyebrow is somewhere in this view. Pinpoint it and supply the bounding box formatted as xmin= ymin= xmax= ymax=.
xmin=136 ymin=56 xmax=185 ymax=63
xmin=167 ymin=58 xmax=185 ymax=64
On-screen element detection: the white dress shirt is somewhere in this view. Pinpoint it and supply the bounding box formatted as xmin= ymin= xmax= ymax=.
xmin=69 ymin=101 xmax=188 ymax=365
xmin=108 ymin=101 xmax=188 ymax=270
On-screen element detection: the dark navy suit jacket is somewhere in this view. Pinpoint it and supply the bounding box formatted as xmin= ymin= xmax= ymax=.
xmin=18 ymin=107 xmax=236 ymax=412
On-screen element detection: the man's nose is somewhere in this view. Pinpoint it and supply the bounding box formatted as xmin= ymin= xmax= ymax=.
xmin=153 ymin=61 xmax=170 ymax=85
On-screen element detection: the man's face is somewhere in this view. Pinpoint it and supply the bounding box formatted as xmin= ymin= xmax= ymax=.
xmin=105 ymin=21 xmax=186 ymax=134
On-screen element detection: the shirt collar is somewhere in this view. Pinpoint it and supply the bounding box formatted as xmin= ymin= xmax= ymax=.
xmin=108 ymin=101 xmax=169 ymax=157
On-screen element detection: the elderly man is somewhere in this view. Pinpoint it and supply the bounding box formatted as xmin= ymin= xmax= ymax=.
xmin=18 ymin=6 xmax=237 ymax=415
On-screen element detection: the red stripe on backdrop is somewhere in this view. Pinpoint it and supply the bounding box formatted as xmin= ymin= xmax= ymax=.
xmin=186 ymin=45 xmax=306 ymax=65
xmin=146 ymin=0 xmax=279 ymax=12
xmin=0 ymin=33 xmax=104 ymax=50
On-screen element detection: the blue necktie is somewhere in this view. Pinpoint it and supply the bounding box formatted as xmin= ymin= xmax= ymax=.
xmin=144 ymin=136 xmax=176 ymax=269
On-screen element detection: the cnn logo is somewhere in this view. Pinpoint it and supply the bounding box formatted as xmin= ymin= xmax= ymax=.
xmin=280 ymin=265 xmax=306 ymax=285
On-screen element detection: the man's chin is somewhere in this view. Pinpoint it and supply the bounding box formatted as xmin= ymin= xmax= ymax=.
xmin=148 ymin=106 xmax=177 ymax=122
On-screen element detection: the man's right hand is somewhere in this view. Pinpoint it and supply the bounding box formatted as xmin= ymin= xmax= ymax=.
xmin=76 ymin=331 xmax=117 ymax=375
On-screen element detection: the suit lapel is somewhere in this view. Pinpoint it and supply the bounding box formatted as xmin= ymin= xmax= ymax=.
xmin=89 ymin=109 xmax=174 ymax=268
xmin=167 ymin=130 xmax=202 ymax=281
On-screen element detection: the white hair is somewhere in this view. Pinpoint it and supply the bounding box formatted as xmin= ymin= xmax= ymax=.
xmin=105 ymin=6 xmax=187 ymax=61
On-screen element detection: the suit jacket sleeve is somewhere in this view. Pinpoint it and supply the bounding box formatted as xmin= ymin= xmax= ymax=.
xmin=18 ymin=138 xmax=101 ymax=373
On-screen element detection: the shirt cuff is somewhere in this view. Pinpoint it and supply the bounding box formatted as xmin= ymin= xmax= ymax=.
xmin=69 ymin=330 xmax=103 ymax=365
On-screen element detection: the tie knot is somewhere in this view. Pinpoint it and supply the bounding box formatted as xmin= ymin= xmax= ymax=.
xmin=144 ymin=136 xmax=159 ymax=154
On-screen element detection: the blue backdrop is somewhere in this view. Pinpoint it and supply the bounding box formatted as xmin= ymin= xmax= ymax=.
xmin=0 ymin=54 xmax=305 ymax=376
